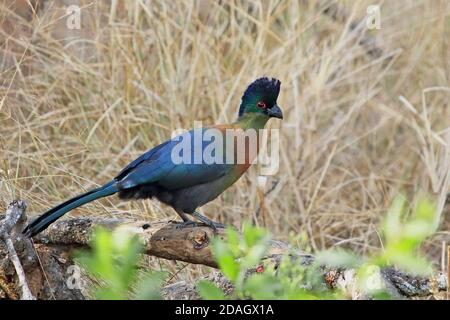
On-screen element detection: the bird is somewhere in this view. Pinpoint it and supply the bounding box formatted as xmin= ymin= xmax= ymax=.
xmin=23 ymin=77 xmax=283 ymax=237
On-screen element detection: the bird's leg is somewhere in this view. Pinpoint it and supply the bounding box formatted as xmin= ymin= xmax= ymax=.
xmin=174 ymin=209 xmax=197 ymax=229
xmin=191 ymin=211 xmax=226 ymax=232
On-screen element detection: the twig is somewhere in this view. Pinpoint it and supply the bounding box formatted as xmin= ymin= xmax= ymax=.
xmin=0 ymin=200 xmax=36 ymax=300
xmin=2 ymin=237 xmax=35 ymax=299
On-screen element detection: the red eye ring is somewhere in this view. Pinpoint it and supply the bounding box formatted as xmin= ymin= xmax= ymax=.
xmin=257 ymin=101 xmax=267 ymax=109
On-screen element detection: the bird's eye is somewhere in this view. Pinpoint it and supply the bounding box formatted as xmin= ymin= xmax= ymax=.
xmin=257 ymin=101 xmax=267 ymax=109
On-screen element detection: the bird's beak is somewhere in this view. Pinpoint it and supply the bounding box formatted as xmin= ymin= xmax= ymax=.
xmin=267 ymin=104 xmax=283 ymax=119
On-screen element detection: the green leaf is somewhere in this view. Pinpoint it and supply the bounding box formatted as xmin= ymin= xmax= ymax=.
xmin=315 ymin=249 xmax=361 ymax=268
xmin=242 ymin=222 xmax=266 ymax=248
xmin=243 ymin=274 xmax=281 ymax=299
xmin=225 ymin=228 xmax=241 ymax=256
xmin=217 ymin=254 xmax=240 ymax=282
xmin=382 ymin=195 xmax=405 ymax=244
xmin=242 ymin=243 xmax=268 ymax=268
xmin=212 ymin=240 xmax=239 ymax=282
xmin=415 ymin=197 xmax=436 ymax=222
xmin=197 ymin=280 xmax=226 ymax=300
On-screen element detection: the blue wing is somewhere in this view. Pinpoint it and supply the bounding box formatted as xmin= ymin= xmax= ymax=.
xmin=115 ymin=140 xmax=172 ymax=180
xmin=116 ymin=129 xmax=233 ymax=191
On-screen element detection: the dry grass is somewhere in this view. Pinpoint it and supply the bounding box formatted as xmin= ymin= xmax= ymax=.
xmin=1 ymin=0 xmax=449 ymax=284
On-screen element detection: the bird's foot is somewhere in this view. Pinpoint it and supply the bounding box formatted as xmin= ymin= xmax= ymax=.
xmin=192 ymin=212 xmax=225 ymax=234
xmin=175 ymin=220 xmax=198 ymax=229
xmin=205 ymin=221 xmax=226 ymax=229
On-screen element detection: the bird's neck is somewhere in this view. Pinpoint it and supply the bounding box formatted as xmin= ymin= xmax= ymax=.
xmin=234 ymin=113 xmax=269 ymax=130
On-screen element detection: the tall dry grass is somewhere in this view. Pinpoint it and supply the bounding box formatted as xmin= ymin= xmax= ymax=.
xmin=1 ymin=0 xmax=449 ymax=282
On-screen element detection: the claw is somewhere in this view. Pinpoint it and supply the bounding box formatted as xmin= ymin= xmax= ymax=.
xmin=192 ymin=212 xmax=225 ymax=234
xmin=208 ymin=221 xmax=226 ymax=229
xmin=175 ymin=220 xmax=198 ymax=229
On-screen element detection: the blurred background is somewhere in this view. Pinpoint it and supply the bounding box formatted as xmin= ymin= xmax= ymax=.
xmin=1 ymin=0 xmax=449 ymax=283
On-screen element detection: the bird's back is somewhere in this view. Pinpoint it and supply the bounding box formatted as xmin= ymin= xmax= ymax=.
xmin=116 ymin=125 xmax=259 ymax=211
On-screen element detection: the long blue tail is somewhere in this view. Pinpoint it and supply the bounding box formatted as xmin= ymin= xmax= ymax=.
xmin=23 ymin=181 xmax=118 ymax=237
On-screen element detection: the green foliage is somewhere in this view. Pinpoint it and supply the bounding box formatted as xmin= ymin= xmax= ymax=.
xmin=198 ymin=221 xmax=335 ymax=300
xmin=211 ymin=222 xmax=271 ymax=296
xmin=76 ymin=227 xmax=166 ymax=300
xmin=198 ymin=196 xmax=440 ymax=300
xmin=371 ymin=195 xmax=438 ymax=275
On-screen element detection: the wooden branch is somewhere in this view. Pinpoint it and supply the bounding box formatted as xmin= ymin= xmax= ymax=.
xmin=32 ymin=217 xmax=292 ymax=268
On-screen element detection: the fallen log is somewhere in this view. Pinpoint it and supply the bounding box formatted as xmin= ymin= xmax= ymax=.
xmin=31 ymin=216 xmax=292 ymax=268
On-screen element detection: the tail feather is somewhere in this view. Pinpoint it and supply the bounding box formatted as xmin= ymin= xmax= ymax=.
xmin=23 ymin=181 xmax=118 ymax=237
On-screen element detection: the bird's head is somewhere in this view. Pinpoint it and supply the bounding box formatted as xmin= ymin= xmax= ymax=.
xmin=238 ymin=77 xmax=283 ymax=120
